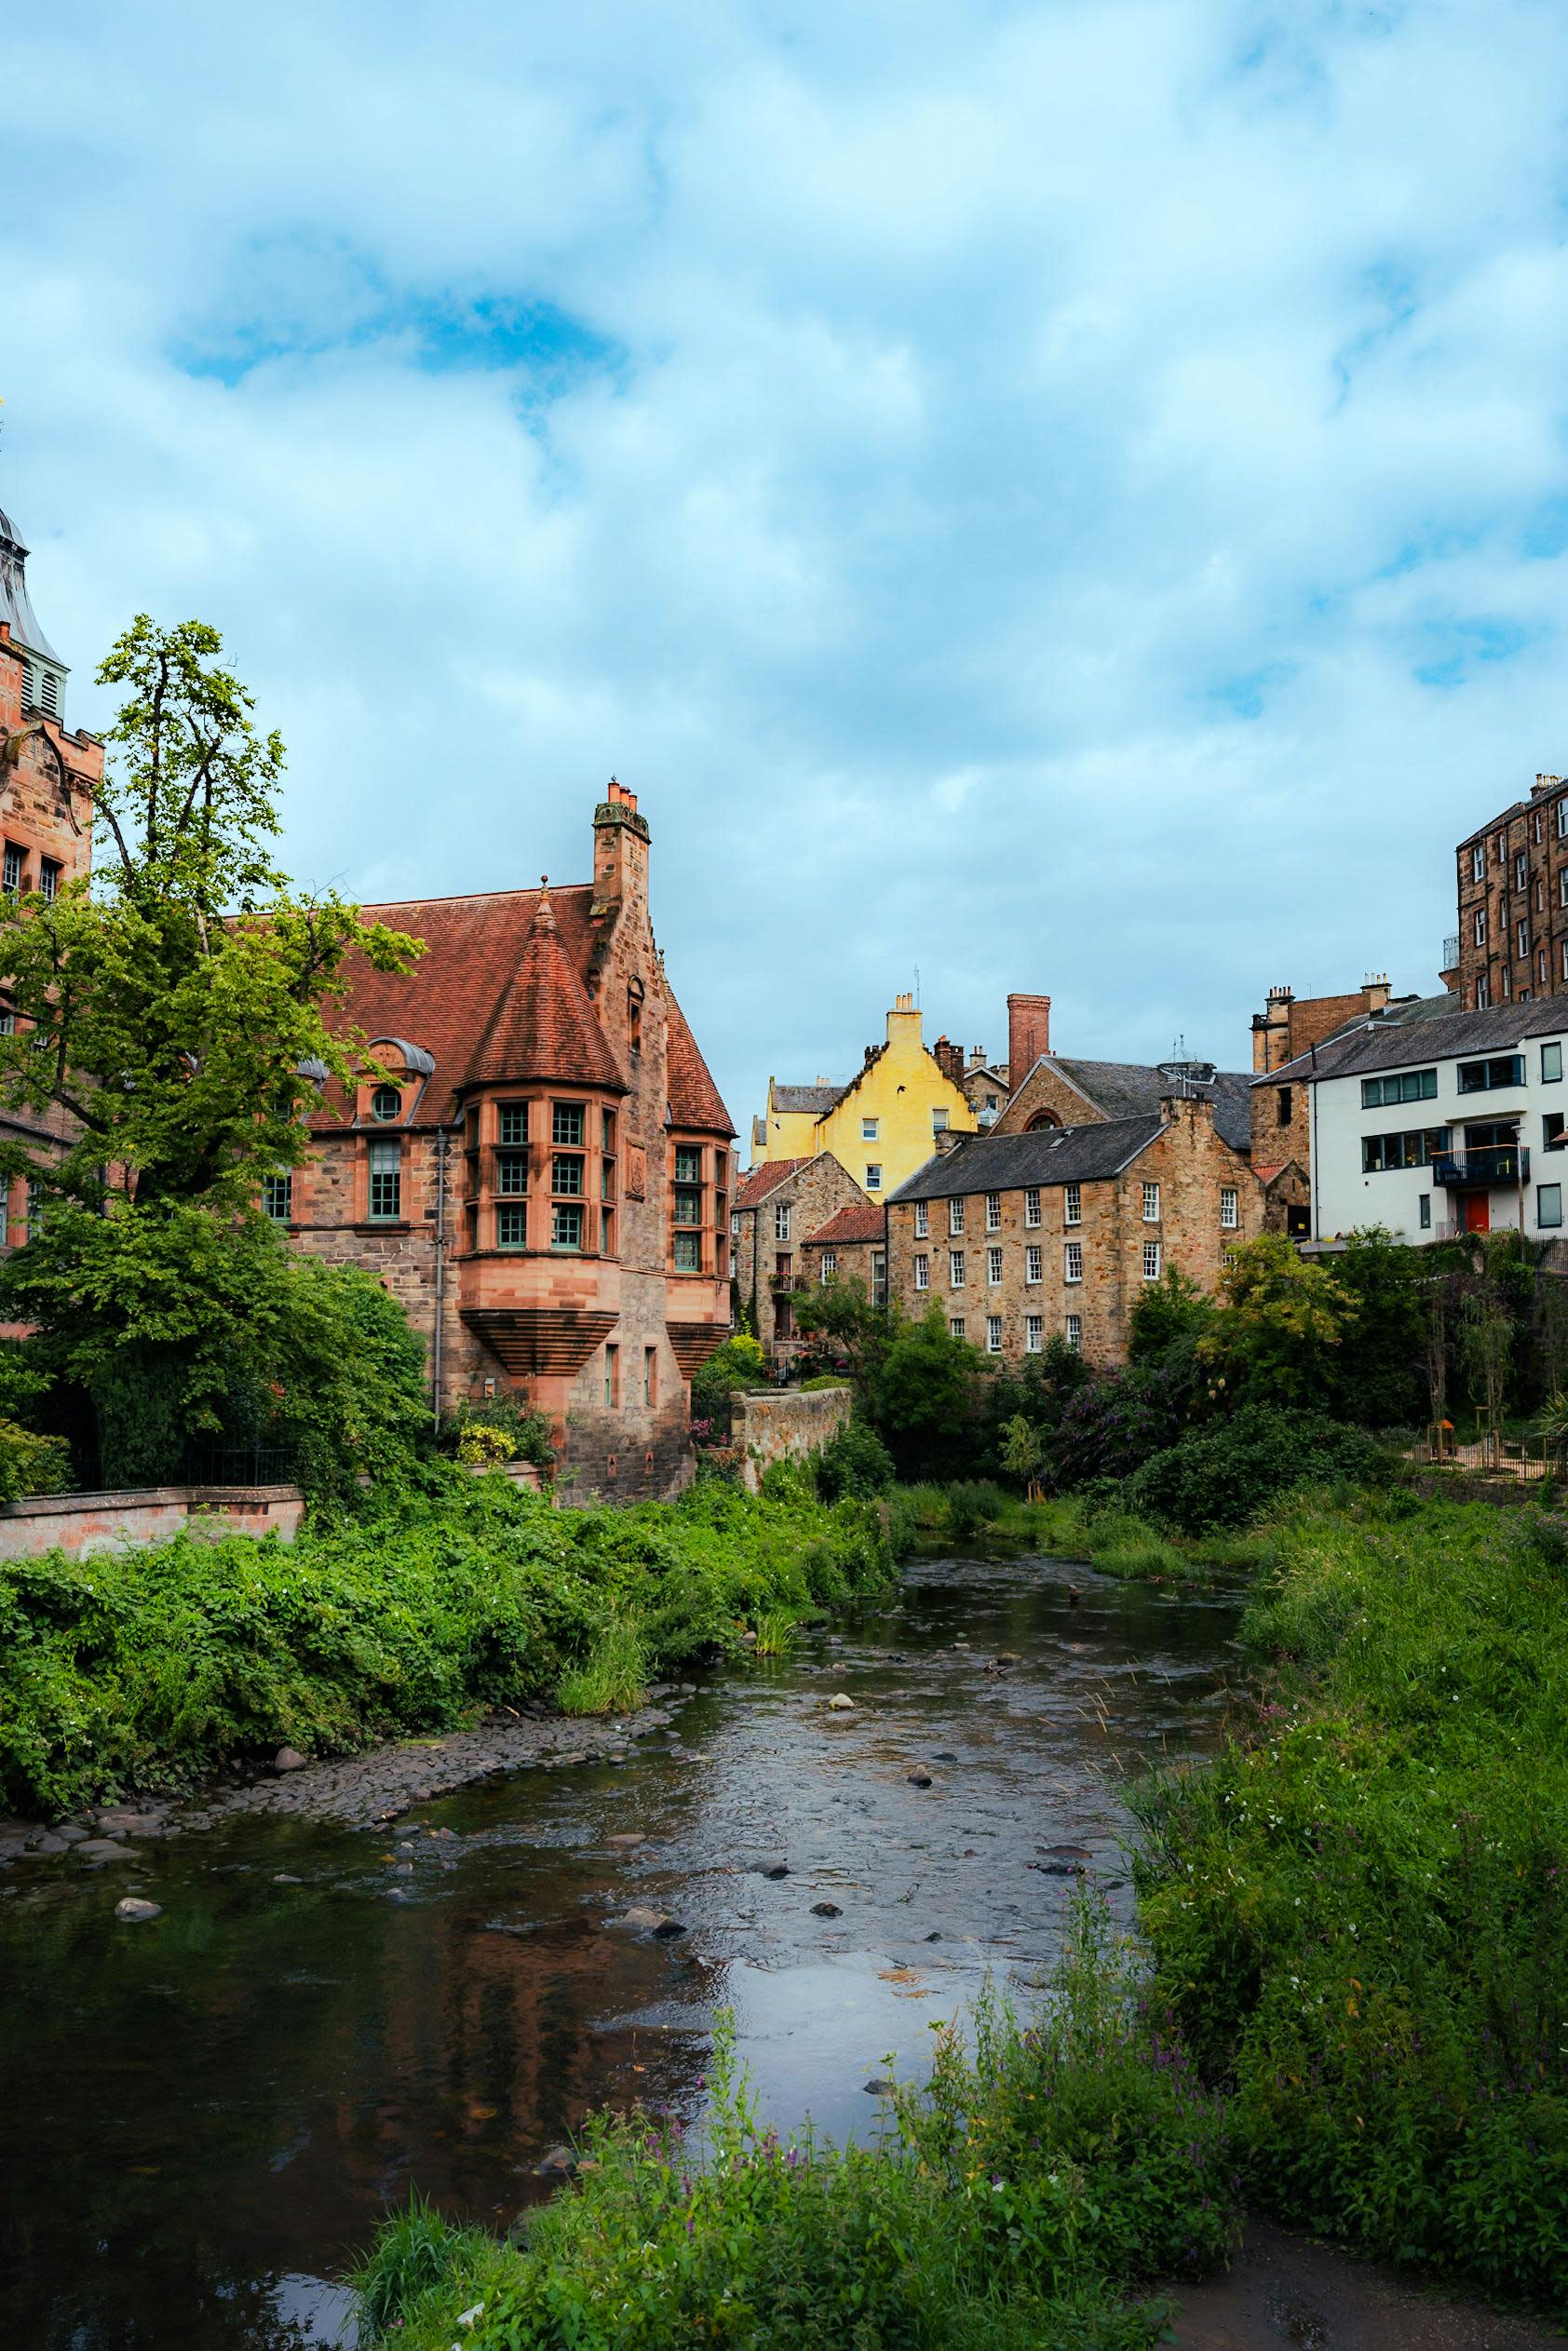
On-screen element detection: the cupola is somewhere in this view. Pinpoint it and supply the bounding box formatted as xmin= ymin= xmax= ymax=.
xmin=0 ymin=507 xmax=68 ymax=723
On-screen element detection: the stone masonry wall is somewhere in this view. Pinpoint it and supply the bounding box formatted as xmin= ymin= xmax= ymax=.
xmin=731 ymin=1385 xmax=854 ymax=1492
xmin=0 ymin=1485 xmax=306 ymax=1560
xmin=735 ymin=1154 xmax=861 ymax=1356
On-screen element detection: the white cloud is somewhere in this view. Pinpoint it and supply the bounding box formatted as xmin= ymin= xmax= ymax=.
xmin=4 ymin=0 xmax=1567 ymax=1126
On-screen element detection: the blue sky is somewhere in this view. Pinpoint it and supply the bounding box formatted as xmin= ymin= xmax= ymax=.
xmin=6 ymin=0 xmax=1568 ymax=1132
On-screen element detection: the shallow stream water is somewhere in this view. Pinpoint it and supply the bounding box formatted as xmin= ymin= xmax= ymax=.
xmin=0 ymin=1552 xmax=1240 ymax=2348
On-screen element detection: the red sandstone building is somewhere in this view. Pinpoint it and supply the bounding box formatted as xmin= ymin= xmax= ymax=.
xmin=279 ymin=781 xmax=735 ymax=1501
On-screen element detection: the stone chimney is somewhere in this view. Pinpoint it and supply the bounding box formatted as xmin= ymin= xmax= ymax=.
xmin=931 ymin=1034 xmax=965 ymax=1087
xmin=1532 ymin=773 xmax=1563 ymax=797
xmin=1361 ymin=973 xmax=1391 ymax=1015
xmin=1251 ymin=984 xmax=1294 ymax=1074
xmin=1007 ymin=993 xmax=1051 ymax=1078
xmin=592 ymin=777 xmax=651 ymax=918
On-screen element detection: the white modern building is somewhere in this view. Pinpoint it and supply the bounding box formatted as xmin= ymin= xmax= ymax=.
xmin=1264 ymin=996 xmax=1568 ymax=1244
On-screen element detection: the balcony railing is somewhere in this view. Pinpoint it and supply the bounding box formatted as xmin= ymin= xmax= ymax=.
xmin=1442 ymin=933 xmax=1460 ymax=971
xmin=1433 ymin=1145 xmax=1530 ymax=1188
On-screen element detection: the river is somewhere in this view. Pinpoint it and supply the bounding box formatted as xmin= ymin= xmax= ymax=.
xmin=0 ymin=1551 xmax=1237 ymax=2347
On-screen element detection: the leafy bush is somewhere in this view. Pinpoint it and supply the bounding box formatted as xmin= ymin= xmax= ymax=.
xmin=440 ymin=1392 xmax=555 ymax=1470
xmin=691 ymin=1333 xmax=767 ymax=1439
xmin=1126 ymin=1404 xmax=1386 ymax=1534
xmin=814 ymin=1415 xmax=894 ymax=1501
xmin=0 ymin=1417 xmax=71 ymax=1503
xmin=1136 ymin=1494 xmax=1568 ymax=2308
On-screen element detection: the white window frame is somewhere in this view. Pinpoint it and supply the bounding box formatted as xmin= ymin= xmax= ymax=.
xmin=950 ymin=1249 xmax=966 ymax=1287
xmin=1025 ymin=1244 xmax=1042 ymax=1283
xmin=1142 ymin=1181 xmax=1160 ymax=1223
xmin=1220 ymin=1185 xmax=1238 ymax=1230
xmin=987 ymin=1245 xmax=1003 ymax=1286
xmin=865 ymin=1163 xmax=883 ymax=1191
xmin=861 ymin=1117 xmax=878 ymax=1142
xmin=986 ymin=1315 xmax=1003 ymax=1355
xmin=932 ymin=1106 xmax=949 ymax=1135
xmin=1559 ymin=800 xmax=1568 ymax=841
xmin=1025 ymin=1314 xmax=1043 ymax=1354
xmin=1471 ymin=843 xmax=1486 ymax=881
xmin=950 ymin=1316 xmax=965 ymax=1339
xmin=1142 ymin=1239 xmax=1161 ymax=1281
xmin=820 ymin=1250 xmax=837 ymax=1278
xmin=1064 ymin=1182 xmax=1081 ymax=1226
xmin=775 ymin=1203 xmax=791 ymax=1243
xmin=1065 ymin=1313 xmax=1082 ymax=1351
xmin=1024 ymin=1186 xmax=1041 ymax=1227
xmin=949 ymin=1198 xmax=965 ymax=1236
xmin=914 ymin=1200 xmax=928 ymax=1237
xmin=913 ymin=1251 xmax=929 ymax=1290
xmin=985 ymin=1193 xmax=1001 ymax=1230
xmin=1474 ymin=909 xmax=1487 ymax=945
xmin=1064 ymin=1240 xmax=1083 ymax=1285
xmin=1519 ymin=920 xmax=1530 ymax=959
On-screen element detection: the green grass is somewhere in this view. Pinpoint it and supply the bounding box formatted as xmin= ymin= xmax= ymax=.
xmin=903 ymin=1484 xmax=1275 ymax=1586
xmin=0 ymin=1474 xmax=911 ymax=1815
xmin=352 ymin=1902 xmax=1237 ymax=2350
xmin=1135 ymin=1490 xmax=1568 ymax=2312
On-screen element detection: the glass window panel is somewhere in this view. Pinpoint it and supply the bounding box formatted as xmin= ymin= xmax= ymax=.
xmin=499 ymin=1101 xmax=529 ymax=1146
xmin=674 ymin=1145 xmax=701 ymax=1182
xmin=551 ymin=1102 xmax=585 ymax=1146
xmin=674 ymin=1184 xmax=702 ymax=1224
xmin=673 ymin=1231 xmax=701 ymax=1269
xmin=497 ymin=1202 xmax=527 ymax=1249
xmin=551 ymin=1201 xmax=584 ymax=1250
xmin=552 ymin=1154 xmax=584 ymax=1196
xmin=496 ymin=1152 xmax=528 ymax=1196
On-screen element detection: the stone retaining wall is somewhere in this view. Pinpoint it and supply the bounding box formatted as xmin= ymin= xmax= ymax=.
xmin=731 ymin=1385 xmax=854 ymax=1493
xmin=0 ymin=1484 xmax=308 ymax=1560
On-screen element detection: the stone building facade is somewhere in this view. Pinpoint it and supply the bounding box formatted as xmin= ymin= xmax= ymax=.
xmin=798 ymin=1197 xmax=888 ymax=1303
xmin=885 ymin=1096 xmax=1262 ymax=1368
xmin=289 ymin=783 xmax=735 ymax=1502
xmin=1454 ymin=773 xmax=1568 ymax=1015
xmin=731 ymin=1151 xmax=862 ymax=1359
xmin=752 ymin=995 xmax=975 ymax=1196
xmin=0 ymin=504 xmax=102 ymax=1256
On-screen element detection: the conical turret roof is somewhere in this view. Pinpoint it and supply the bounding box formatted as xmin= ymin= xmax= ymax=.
xmin=466 ymin=879 xmax=627 ymax=1093
xmin=0 ymin=507 xmax=61 ymax=664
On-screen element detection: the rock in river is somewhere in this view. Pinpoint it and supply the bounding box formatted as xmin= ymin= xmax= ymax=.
xmin=114 ymin=1898 xmax=162 ymax=1924
xmin=274 ymin=1748 xmax=308 ymax=1774
xmin=607 ymin=1905 xmax=686 ymax=1938
xmin=826 ymin=1694 xmax=855 ymax=1711
xmin=811 ymin=1900 xmax=843 ymax=1918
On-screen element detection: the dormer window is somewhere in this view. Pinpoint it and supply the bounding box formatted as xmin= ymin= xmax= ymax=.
xmin=371 ymin=1084 xmax=402 ymax=1122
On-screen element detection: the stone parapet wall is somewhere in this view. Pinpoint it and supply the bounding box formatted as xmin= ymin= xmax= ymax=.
xmin=0 ymin=1484 xmax=306 ymax=1560
xmin=731 ymin=1385 xmax=853 ymax=1492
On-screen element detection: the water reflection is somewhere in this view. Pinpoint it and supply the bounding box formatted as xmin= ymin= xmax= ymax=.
xmin=0 ymin=1553 xmax=1237 ymax=2347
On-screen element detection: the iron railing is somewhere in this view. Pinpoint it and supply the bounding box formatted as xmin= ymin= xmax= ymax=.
xmin=1432 ymin=1145 xmax=1529 ymax=1188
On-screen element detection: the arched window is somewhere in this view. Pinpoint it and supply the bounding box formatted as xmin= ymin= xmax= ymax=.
xmin=1026 ymin=1110 xmax=1061 ymax=1133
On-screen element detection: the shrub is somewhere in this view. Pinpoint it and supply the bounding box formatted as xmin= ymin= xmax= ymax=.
xmin=440 ymin=1393 xmax=555 ymax=1470
xmin=0 ymin=1417 xmax=71 ymax=1504
xmin=1126 ymin=1404 xmax=1386 ymax=1534
xmin=814 ymin=1416 xmax=894 ymax=1501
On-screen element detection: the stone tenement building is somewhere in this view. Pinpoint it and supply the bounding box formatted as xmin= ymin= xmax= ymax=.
xmin=0 ymin=505 xmax=102 ymax=1251
xmin=1247 ymin=977 xmax=1396 ymax=1230
xmin=799 ymin=1197 xmax=888 ymax=1302
xmin=885 ymin=1092 xmax=1262 ymax=1367
xmin=288 ymin=782 xmax=735 ymax=1501
xmin=731 ymin=1152 xmax=863 ymax=1357
xmin=1453 ymin=773 xmax=1568 ymax=1014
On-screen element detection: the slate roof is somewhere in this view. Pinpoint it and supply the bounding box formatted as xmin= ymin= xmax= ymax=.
xmin=1045 ymin=1058 xmax=1253 ymax=1153
xmin=1261 ymin=993 xmax=1564 ymax=1087
xmin=805 ymin=1200 xmax=887 ymax=1246
xmin=771 ymin=1081 xmax=848 ymax=1117
xmin=0 ymin=506 xmax=61 ymax=663
xmin=318 ymin=881 xmax=733 ymax=1133
xmin=734 ymin=1157 xmax=812 ymax=1209
xmin=889 ymin=1117 xmax=1163 ymax=1203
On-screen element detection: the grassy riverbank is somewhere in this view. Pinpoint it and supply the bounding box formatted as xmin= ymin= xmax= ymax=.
xmin=349 ymin=1482 xmax=1568 ymax=2341
xmin=0 ymin=1475 xmax=910 ymax=1817
xmin=901 ymin=1480 xmax=1275 ymax=1584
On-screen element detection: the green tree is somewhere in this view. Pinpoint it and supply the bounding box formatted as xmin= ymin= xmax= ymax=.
xmin=863 ymin=1304 xmax=988 ymax=1479
xmin=1326 ymin=1226 xmax=1428 ymax=1425
xmin=1201 ymin=1232 xmax=1358 ymax=1408
xmin=1128 ymin=1263 xmax=1213 ymax=1364
xmin=792 ymin=1274 xmax=890 ymax=1382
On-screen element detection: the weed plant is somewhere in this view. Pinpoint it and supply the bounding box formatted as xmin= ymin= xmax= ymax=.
xmin=1134 ymin=1491 xmax=1568 ymax=2311
xmin=353 ymin=1901 xmax=1237 ymax=2350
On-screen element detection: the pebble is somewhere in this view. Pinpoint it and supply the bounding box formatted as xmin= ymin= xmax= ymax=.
xmin=273 ymin=1873 xmax=303 ymax=1884
xmin=114 ymin=1898 xmax=162 ymax=1923
xmin=76 ymin=1839 xmax=135 ymax=1861
xmin=811 ymin=1899 xmax=843 ymax=1918
xmin=274 ymin=1748 xmax=308 ymax=1773
xmin=534 ymin=2145 xmax=577 ymax=2178
xmin=56 ymin=1824 xmax=88 ymax=1844
xmin=755 ymin=1858 xmax=790 ymax=1879
xmin=907 ymin=1773 xmax=935 ymax=1790
xmin=862 ymin=2076 xmax=894 ymax=2096
xmin=924 ymin=1930 xmax=943 ymax=1942
xmin=608 ymin=1905 xmax=685 ymax=1938
xmin=605 ymin=1833 xmax=646 ymax=1848
xmin=826 ymin=1694 xmax=855 ymax=1712
xmin=33 ymin=1832 xmax=70 ymax=1854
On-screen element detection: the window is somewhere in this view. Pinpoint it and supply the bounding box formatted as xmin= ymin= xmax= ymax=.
xmin=985 ymin=1193 xmax=1002 ymax=1230
xmin=0 ymin=1008 xmax=12 ymax=1035
xmin=1560 ymin=873 xmax=1568 ymax=910
xmin=371 ymin=1085 xmax=401 ymax=1122
xmin=932 ymin=1106 xmax=949 ymax=1134
xmin=1471 ymin=843 xmax=1487 ymax=882
xmin=914 ymin=1200 xmax=928 ymax=1238
xmin=25 ymin=1180 xmax=41 ymax=1239
xmin=1276 ymin=1085 xmax=1293 ymax=1126
xmin=950 ymin=1317 xmax=966 ymax=1339
xmin=1142 ymin=1181 xmax=1160 ymax=1222
xmin=861 ymin=1117 xmax=879 ymax=1142
xmin=38 ymin=858 xmax=60 ymax=903
xmin=986 ymin=1315 xmax=1003 ymax=1354
xmin=38 ymin=669 xmax=59 ymax=717
xmin=987 ymin=1246 xmax=1003 ymax=1285
xmin=1458 ymin=1054 xmax=1525 ymax=1093
xmin=1360 ymin=1069 xmax=1438 ymax=1108
xmin=865 ymin=1164 xmax=883 ymax=1190
xmin=1544 ymin=1112 xmax=1565 ymax=1150
xmin=496 ymin=1151 xmax=528 ymax=1196
xmin=1559 ymin=801 xmax=1568 ymax=842
xmin=1539 ymin=1184 xmax=1564 ymax=1230
xmin=914 ymin=1251 xmax=929 ymax=1290
xmin=775 ymin=1251 xmax=792 ymax=1279
xmin=1065 ymin=1314 xmax=1082 ymax=1351
xmin=674 ymin=1144 xmax=701 ymax=1184
xmin=1025 ymin=1187 xmax=1041 ymax=1227
xmin=950 ymin=1249 xmax=966 ymax=1286
xmin=643 ymin=1346 xmax=656 ymax=1406
xmin=498 ymin=1101 xmax=529 ymax=1147
xmin=553 ymin=1200 xmax=584 ymax=1250
xmin=1220 ymin=1185 xmax=1238 ymax=1230
xmin=1063 ymin=1183 xmax=1081 ymax=1225
xmin=820 ymin=1250 xmax=837 ymax=1279
xmin=1025 ymin=1314 xmax=1043 ymax=1353
xmin=1477 ymin=976 xmax=1491 ymax=1009
xmin=604 ymin=1345 xmax=619 ymax=1408
xmin=1494 ymin=831 xmax=1506 ymax=864
xmin=497 ymin=1201 xmax=527 ymax=1249
xmin=1418 ymin=1194 xmax=1431 ymax=1230
xmin=673 ymin=1183 xmax=702 ymax=1224
xmin=730 ymin=1209 xmax=740 ymax=1236
xmin=605 ymin=1208 xmax=617 ymax=1257
xmin=673 ymin=1231 xmax=701 ymax=1270
xmin=262 ymin=1172 xmax=292 ymax=1223
xmin=1142 ymin=1239 xmax=1160 ymax=1281
xmin=629 ymin=989 xmax=642 ymax=1055
xmin=602 ymin=1108 xmax=616 ymax=1152
xmin=1473 ymin=908 xmax=1487 ymax=946
xmin=1064 ymin=1240 xmax=1083 ymax=1284
xmin=368 ymin=1138 xmax=401 ymax=1220
xmin=552 ymin=1101 xmax=585 ymax=1146
xmin=1535 ymin=808 xmax=1546 ymax=844
xmin=776 ymin=1203 xmax=791 ymax=1242
xmin=949 ymin=1198 xmax=965 ymax=1235
xmin=1360 ymin=1128 xmax=1451 ymax=1171
xmin=552 ymin=1153 xmax=584 ymax=1196
xmin=1516 ymin=852 xmax=1529 ymax=891
xmin=1519 ymin=921 xmax=1531 ymax=959
xmin=0 ymin=1193 xmax=8 ymax=1247
xmin=602 ymin=1155 xmax=617 ymax=1201
xmin=1 ymin=844 xmax=21 ymax=897
xmin=1542 ymin=950 xmax=1551 ymax=988
xmin=1025 ymin=1244 xmax=1042 ymax=1283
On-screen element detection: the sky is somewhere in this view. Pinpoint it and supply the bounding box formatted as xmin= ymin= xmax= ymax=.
xmin=7 ymin=0 xmax=1568 ymax=1136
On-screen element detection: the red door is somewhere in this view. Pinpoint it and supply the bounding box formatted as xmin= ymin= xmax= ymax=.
xmin=1465 ymin=1193 xmax=1491 ymax=1234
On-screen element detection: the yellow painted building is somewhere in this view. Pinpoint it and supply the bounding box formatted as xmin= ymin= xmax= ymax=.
xmin=753 ymin=994 xmax=976 ymax=1198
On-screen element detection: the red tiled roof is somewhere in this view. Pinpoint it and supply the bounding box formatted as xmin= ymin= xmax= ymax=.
xmin=804 ymin=1201 xmax=885 ymax=1246
xmin=315 ymin=879 xmax=733 ymax=1134
xmin=467 ymin=885 xmax=625 ymax=1093
xmin=734 ymin=1157 xmax=810 ymax=1209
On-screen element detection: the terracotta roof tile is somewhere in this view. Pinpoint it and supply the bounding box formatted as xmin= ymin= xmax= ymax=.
xmin=667 ymin=994 xmax=734 ymax=1136
xmin=467 ymin=885 xmax=625 ymax=1093
xmin=735 ymin=1157 xmax=810 ymax=1209
xmin=804 ymin=1201 xmax=886 ymax=1246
